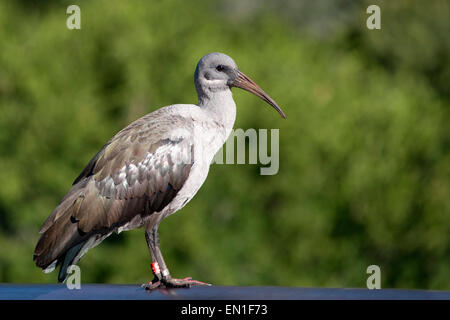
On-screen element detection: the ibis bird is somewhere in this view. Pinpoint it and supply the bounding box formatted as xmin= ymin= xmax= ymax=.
xmin=34 ymin=52 xmax=286 ymax=289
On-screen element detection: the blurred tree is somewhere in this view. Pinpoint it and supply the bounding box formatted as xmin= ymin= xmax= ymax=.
xmin=0 ymin=0 xmax=448 ymax=289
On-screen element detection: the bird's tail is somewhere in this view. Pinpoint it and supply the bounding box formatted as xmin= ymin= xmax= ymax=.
xmin=57 ymin=241 xmax=85 ymax=282
xmin=33 ymin=181 xmax=89 ymax=282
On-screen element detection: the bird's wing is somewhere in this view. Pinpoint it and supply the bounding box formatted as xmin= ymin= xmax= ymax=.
xmin=73 ymin=113 xmax=195 ymax=233
xmin=37 ymin=111 xmax=195 ymax=250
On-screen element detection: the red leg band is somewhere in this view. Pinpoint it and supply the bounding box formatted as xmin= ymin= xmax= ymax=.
xmin=151 ymin=262 xmax=161 ymax=275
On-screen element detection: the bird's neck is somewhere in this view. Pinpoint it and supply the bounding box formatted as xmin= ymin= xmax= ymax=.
xmin=197 ymin=88 xmax=236 ymax=132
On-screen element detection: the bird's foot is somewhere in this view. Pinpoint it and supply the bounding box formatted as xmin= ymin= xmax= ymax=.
xmin=162 ymin=276 xmax=211 ymax=288
xmin=142 ymin=276 xmax=163 ymax=290
xmin=142 ymin=276 xmax=211 ymax=290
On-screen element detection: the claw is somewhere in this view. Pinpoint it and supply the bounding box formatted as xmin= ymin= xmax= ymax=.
xmin=142 ymin=279 xmax=162 ymax=290
xmin=142 ymin=274 xmax=163 ymax=290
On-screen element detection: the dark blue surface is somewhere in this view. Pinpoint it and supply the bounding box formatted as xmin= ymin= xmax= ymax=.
xmin=1 ymin=284 xmax=449 ymax=300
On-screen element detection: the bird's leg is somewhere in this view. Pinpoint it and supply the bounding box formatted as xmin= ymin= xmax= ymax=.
xmin=143 ymin=228 xmax=162 ymax=289
xmin=143 ymin=225 xmax=169 ymax=289
xmin=142 ymin=225 xmax=211 ymax=290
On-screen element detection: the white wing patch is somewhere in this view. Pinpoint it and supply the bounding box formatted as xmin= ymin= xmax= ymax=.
xmin=95 ymin=138 xmax=193 ymax=200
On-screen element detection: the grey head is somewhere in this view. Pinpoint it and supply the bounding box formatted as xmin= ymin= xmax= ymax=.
xmin=194 ymin=52 xmax=286 ymax=119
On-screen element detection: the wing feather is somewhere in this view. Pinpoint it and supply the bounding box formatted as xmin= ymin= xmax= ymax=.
xmin=34 ymin=110 xmax=196 ymax=271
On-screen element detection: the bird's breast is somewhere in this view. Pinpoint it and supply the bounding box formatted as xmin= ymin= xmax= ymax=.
xmin=159 ymin=121 xmax=231 ymax=218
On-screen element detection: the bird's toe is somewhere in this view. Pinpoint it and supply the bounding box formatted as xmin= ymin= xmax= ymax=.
xmin=162 ymin=277 xmax=211 ymax=288
xmin=142 ymin=278 xmax=163 ymax=290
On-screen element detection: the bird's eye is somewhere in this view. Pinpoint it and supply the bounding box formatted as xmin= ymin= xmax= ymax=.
xmin=216 ymin=65 xmax=225 ymax=72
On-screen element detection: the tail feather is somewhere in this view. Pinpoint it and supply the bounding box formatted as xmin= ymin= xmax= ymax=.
xmin=34 ymin=177 xmax=123 ymax=281
xmin=33 ymin=181 xmax=89 ymax=275
xmin=34 ymin=179 xmax=116 ymax=282
xmin=57 ymin=234 xmax=110 ymax=282
xmin=57 ymin=241 xmax=85 ymax=282
xmin=34 ymin=210 xmax=83 ymax=269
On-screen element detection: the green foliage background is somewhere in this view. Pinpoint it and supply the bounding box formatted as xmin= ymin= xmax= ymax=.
xmin=0 ymin=0 xmax=448 ymax=289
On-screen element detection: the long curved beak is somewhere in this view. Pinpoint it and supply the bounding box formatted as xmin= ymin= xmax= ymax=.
xmin=232 ymin=70 xmax=286 ymax=119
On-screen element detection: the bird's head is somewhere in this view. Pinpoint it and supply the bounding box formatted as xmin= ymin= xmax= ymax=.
xmin=194 ymin=52 xmax=286 ymax=119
